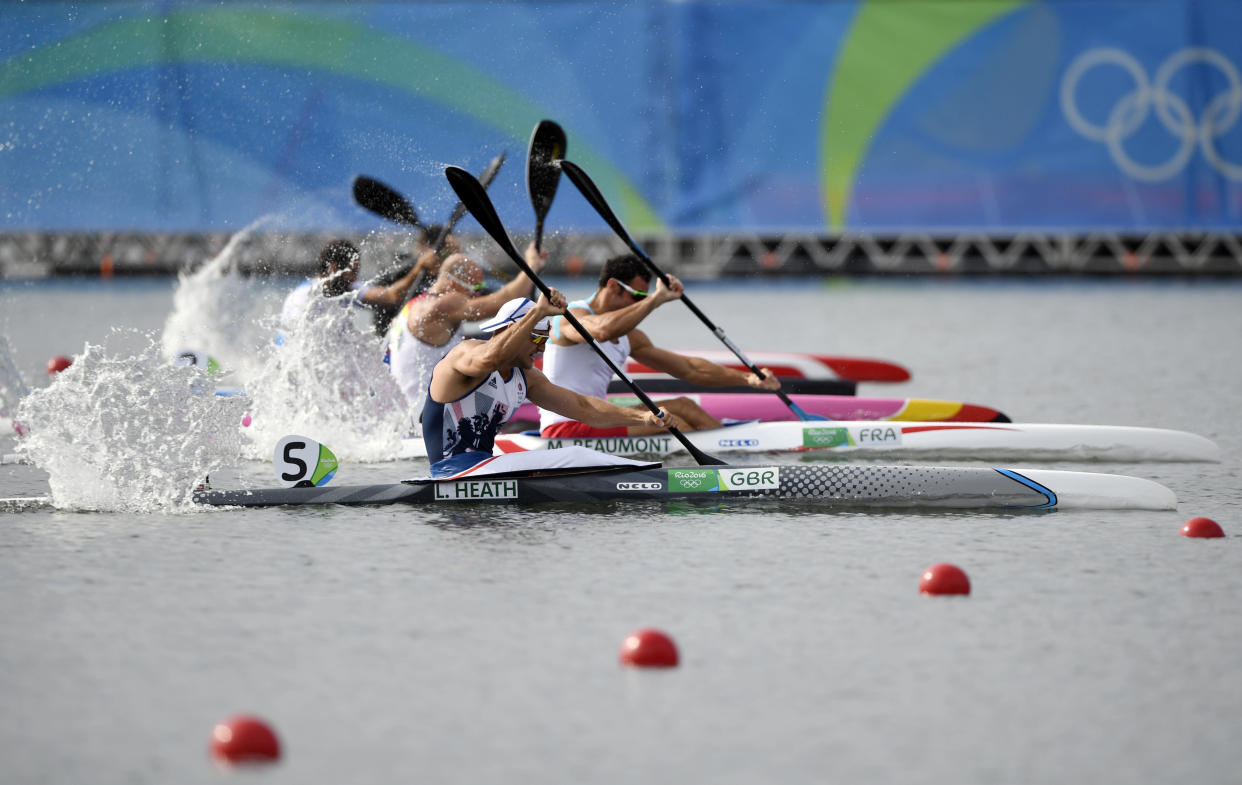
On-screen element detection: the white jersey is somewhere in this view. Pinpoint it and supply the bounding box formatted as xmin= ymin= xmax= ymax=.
xmin=279 ymin=278 xmax=366 ymax=334
xmin=422 ymin=365 xmax=529 ymax=463
xmin=539 ymin=299 xmax=630 ymax=431
xmin=386 ymin=295 xmax=464 ymax=414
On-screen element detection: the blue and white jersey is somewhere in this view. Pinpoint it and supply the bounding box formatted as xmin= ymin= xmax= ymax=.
xmin=422 ymin=366 xmax=529 ymax=466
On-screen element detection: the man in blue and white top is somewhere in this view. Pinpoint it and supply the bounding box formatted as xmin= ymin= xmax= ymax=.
xmin=421 ymin=290 xmax=677 ymax=477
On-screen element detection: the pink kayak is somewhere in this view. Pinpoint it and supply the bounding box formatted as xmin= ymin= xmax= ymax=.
xmin=512 ymin=393 xmax=1008 ymax=424
xmin=535 ymin=350 xmax=910 ymax=382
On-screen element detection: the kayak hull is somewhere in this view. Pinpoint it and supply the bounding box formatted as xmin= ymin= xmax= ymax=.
xmin=192 ymin=463 xmax=1176 ymax=511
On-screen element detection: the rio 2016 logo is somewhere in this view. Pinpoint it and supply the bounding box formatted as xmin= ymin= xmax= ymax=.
xmin=1061 ymin=47 xmax=1242 ymax=181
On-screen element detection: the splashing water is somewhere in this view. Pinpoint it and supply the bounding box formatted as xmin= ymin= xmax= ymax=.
xmin=0 ymin=334 xmax=29 ymax=409
xmin=159 ymin=220 xmax=281 ymax=386
xmin=244 ymin=294 xmax=411 ymax=463
xmin=16 ymin=336 xmax=246 ymax=511
xmin=0 ymin=335 xmax=31 ymax=437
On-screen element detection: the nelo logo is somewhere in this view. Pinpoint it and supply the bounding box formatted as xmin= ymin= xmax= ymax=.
xmin=616 ymin=482 xmax=662 ymax=491
xmin=717 ymin=438 xmax=760 ymax=447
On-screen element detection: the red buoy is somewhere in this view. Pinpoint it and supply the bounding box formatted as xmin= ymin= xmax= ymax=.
xmin=209 ymin=715 xmax=281 ymax=765
xmin=46 ymin=356 xmax=72 ymax=374
xmin=919 ymin=563 xmax=971 ymax=596
xmin=619 ymin=628 xmax=679 ymax=667
xmin=1181 ymin=517 xmax=1225 ymax=539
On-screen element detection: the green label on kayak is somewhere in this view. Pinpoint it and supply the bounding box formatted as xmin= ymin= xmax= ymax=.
xmin=718 ymin=467 xmax=780 ymax=491
xmin=667 ymin=468 xmax=719 ymax=492
xmin=608 ymin=395 xmax=641 ymax=407
xmin=311 ymin=444 xmax=339 ymax=486
xmin=802 ymin=426 xmax=852 ymax=448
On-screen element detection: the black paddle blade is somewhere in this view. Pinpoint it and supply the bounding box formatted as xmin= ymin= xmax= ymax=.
xmin=353 ymin=175 xmax=422 ymax=228
xmin=527 ymin=120 xmax=567 ymax=249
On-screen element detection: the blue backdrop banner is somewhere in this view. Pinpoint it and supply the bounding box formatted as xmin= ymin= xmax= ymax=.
xmin=2 ymin=1 xmax=1239 ymax=234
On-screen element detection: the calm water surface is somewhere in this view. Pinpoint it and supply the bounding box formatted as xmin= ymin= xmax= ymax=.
xmin=1 ymin=277 xmax=1240 ymax=785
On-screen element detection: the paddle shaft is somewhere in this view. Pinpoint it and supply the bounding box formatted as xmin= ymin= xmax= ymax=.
xmin=558 ymin=160 xmax=818 ymax=420
xmin=432 ymin=151 xmax=508 ymax=253
xmin=444 ymin=166 xmax=725 ymax=466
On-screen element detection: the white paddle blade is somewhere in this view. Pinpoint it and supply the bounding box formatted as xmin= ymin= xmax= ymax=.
xmin=273 ymin=435 xmax=339 ymax=488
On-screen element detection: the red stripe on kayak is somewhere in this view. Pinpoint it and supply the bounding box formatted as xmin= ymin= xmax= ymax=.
xmin=491 ymin=439 xmax=527 ymax=454
xmin=448 ymin=456 xmax=502 ymax=477
xmin=900 ymin=424 xmax=1017 ymax=434
xmin=818 ymin=357 xmax=910 ymax=382
xmin=945 ymin=404 xmax=1008 ymax=423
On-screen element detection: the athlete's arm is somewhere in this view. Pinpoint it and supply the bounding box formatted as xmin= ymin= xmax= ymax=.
xmin=360 ymin=250 xmax=438 ymax=307
xmin=628 ymin=331 xmax=781 ymax=390
xmin=552 ymin=276 xmax=683 ymax=344
xmin=526 ymin=367 xmax=677 ymax=430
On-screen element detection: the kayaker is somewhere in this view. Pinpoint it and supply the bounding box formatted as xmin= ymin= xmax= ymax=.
xmin=278 ymin=239 xmax=426 ymax=338
xmin=538 ymin=254 xmax=780 ymax=438
xmin=368 ymin=224 xmax=459 ymax=336
xmin=387 ymin=242 xmax=545 ymax=416
xmin=421 ymin=291 xmax=677 ymax=477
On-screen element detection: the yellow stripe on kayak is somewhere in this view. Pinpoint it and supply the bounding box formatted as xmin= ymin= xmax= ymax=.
xmin=894 ymin=399 xmax=962 ymax=421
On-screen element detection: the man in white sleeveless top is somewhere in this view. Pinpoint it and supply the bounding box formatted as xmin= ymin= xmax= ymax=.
xmin=279 ymin=239 xmax=424 ymax=338
xmin=422 ymin=292 xmax=677 ymax=477
xmin=539 ymin=254 xmax=780 ymax=438
xmin=387 ymin=242 xmax=547 ymax=417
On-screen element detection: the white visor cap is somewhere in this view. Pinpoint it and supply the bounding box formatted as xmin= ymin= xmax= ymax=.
xmin=478 ymin=297 xmax=550 ymax=333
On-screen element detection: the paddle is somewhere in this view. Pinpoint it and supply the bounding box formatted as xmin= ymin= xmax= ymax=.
xmin=432 ymin=150 xmax=508 ymax=252
xmin=526 ymin=120 xmax=567 ymax=251
xmin=444 ymin=165 xmax=726 ymax=467
xmin=354 ymin=164 xmax=512 ymax=280
xmin=558 ymin=159 xmax=827 ymax=423
xmin=353 ymin=175 xmax=424 ymax=229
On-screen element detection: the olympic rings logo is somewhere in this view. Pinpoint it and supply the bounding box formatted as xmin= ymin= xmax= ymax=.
xmin=1060 ymin=47 xmax=1242 ymax=181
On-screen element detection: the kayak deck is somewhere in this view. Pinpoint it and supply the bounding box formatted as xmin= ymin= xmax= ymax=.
xmin=492 ymin=421 xmax=1220 ymax=463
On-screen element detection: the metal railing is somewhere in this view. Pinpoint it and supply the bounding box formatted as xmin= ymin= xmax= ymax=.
xmin=2 ymin=230 xmax=1240 ymax=279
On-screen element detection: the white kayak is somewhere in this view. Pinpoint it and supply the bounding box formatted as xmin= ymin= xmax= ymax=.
xmin=482 ymin=421 xmax=1220 ymax=462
